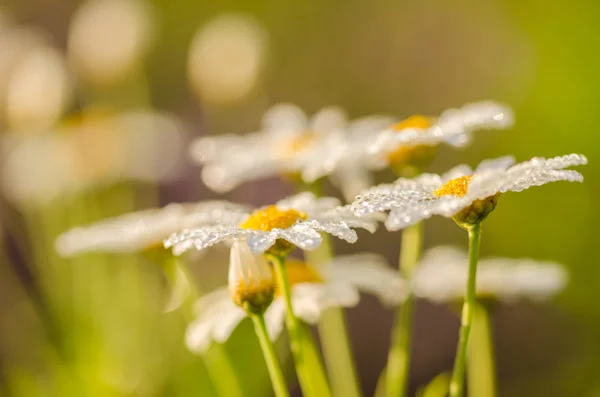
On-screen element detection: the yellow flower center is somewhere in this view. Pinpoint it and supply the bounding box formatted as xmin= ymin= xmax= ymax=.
xmin=275 ymin=259 xmax=323 ymax=296
xmin=239 ymin=205 xmax=307 ymax=231
xmin=434 ymin=175 xmax=473 ymax=197
xmin=390 ymin=115 xmax=432 ymax=132
xmin=387 ymin=115 xmax=437 ymax=172
xmin=279 ymin=132 xmax=317 ymax=158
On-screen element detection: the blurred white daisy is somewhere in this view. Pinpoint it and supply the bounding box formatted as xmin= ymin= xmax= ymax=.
xmin=55 ymin=201 xmax=251 ymax=257
xmin=1 ymin=109 xmax=185 ymax=207
xmin=5 ymin=44 xmax=72 ymax=131
xmin=186 ymin=253 xmax=406 ymax=353
xmin=304 ymin=101 xmax=513 ymax=187
xmin=352 ymin=154 xmax=587 ymax=231
xmin=413 ymin=246 xmax=568 ymax=302
xmin=368 ymin=101 xmax=514 ymax=171
xmin=164 ymin=192 xmax=382 ymax=256
xmin=68 ymin=0 xmax=155 ymax=84
xmin=187 ymin=13 xmax=268 ymax=105
xmin=190 ymin=103 xmax=347 ymax=193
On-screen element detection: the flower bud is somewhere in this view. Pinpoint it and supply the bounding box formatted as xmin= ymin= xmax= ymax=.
xmin=228 ymin=240 xmax=274 ymax=314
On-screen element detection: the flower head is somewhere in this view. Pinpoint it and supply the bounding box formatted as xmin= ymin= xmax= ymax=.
xmin=368 ymin=101 xmax=514 ymax=170
xmin=302 ymin=101 xmax=514 ymax=192
xmin=352 ymin=154 xmax=587 ymax=231
xmin=190 ymin=103 xmax=347 ymax=192
xmin=164 ymin=192 xmax=381 ymax=256
xmin=412 ymin=246 xmax=568 ymax=302
xmin=55 ymin=201 xmax=250 ymax=256
xmin=185 ymin=253 xmax=406 ymax=353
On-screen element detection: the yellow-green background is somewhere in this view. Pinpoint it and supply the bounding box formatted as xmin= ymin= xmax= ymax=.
xmin=0 ymin=0 xmax=597 ymax=396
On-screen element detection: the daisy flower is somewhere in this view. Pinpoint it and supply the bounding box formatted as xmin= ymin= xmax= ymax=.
xmin=302 ymin=101 xmax=514 ymax=189
xmin=412 ymin=246 xmax=568 ymax=303
xmin=186 ymin=250 xmax=406 ymax=353
xmin=367 ymin=101 xmax=514 ymax=172
xmin=55 ymin=201 xmax=251 ymax=257
xmin=352 ymin=154 xmax=587 ymax=230
xmin=189 ymin=103 xmax=348 ymax=192
xmin=164 ymin=192 xmax=382 ymax=256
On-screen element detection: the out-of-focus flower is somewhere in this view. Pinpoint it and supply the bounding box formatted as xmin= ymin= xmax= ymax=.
xmin=68 ymin=0 xmax=155 ymax=84
xmin=188 ymin=13 xmax=268 ymax=105
xmin=164 ymin=192 xmax=382 ymax=256
xmin=413 ymin=246 xmax=567 ymax=302
xmin=5 ymin=45 xmax=71 ymax=131
xmin=186 ymin=253 xmax=405 ymax=353
xmin=1 ymin=110 xmax=185 ymax=207
xmin=304 ymin=102 xmax=513 ymax=190
xmin=191 ymin=103 xmax=346 ymax=192
xmin=300 ymin=114 xmax=395 ymax=201
xmin=0 ymin=26 xmax=48 ymax=123
xmin=352 ymin=154 xmax=587 ymax=231
xmin=55 ymin=201 xmax=251 ymax=257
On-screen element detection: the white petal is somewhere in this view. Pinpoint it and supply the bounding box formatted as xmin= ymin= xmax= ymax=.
xmin=264 ymin=298 xmax=286 ymax=340
xmin=278 ymin=224 xmax=322 ymax=250
xmin=292 ymin=282 xmax=359 ymax=324
xmin=164 ymin=225 xmax=248 ymax=255
xmin=212 ymin=306 xmax=247 ymax=343
xmin=311 ymin=106 xmax=348 ymax=134
xmin=261 ymin=103 xmax=307 ymax=134
xmin=326 ymin=253 xmax=406 ymax=306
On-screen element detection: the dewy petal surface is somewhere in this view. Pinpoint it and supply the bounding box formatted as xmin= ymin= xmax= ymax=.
xmin=352 ymin=154 xmax=586 ymax=231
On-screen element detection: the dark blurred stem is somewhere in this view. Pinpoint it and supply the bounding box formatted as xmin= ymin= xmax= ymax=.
xmin=308 ymin=235 xmax=362 ymax=397
xmin=449 ymin=223 xmax=482 ymax=397
xmin=467 ymin=302 xmax=496 ymax=397
xmin=384 ymin=221 xmax=423 ymax=397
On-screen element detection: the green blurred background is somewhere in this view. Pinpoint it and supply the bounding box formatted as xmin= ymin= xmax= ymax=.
xmin=0 ymin=0 xmax=597 ymax=396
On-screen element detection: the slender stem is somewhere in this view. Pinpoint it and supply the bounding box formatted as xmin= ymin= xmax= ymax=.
xmin=384 ymin=221 xmax=423 ymax=397
xmin=468 ymin=302 xmax=496 ymax=397
xmin=271 ymin=254 xmax=332 ymax=397
xmin=318 ymin=308 xmax=362 ymax=397
xmin=449 ymin=223 xmax=482 ymax=397
xmin=250 ymin=313 xmax=291 ymax=397
xmin=306 ymin=235 xmax=362 ymax=397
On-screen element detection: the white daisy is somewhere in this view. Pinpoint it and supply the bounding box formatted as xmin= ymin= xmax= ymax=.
xmin=1 ymin=109 xmax=185 ymax=207
xmin=412 ymin=246 xmax=568 ymax=302
xmin=55 ymin=201 xmax=251 ymax=256
xmin=164 ymin=192 xmax=382 ymax=256
xmin=189 ymin=103 xmax=348 ymax=192
xmin=302 ymin=101 xmax=514 ymax=191
xmin=352 ymin=154 xmax=587 ymax=231
xmin=185 ymin=253 xmax=406 ymax=353
xmin=367 ymin=101 xmax=514 ymax=168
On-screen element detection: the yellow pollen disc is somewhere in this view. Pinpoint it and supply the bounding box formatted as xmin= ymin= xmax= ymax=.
xmin=275 ymin=259 xmax=322 ymax=296
xmin=391 ymin=115 xmax=432 ymax=132
xmin=279 ymin=132 xmax=317 ymax=158
xmin=240 ymin=205 xmax=307 ymax=231
xmin=386 ymin=115 xmax=436 ymax=168
xmin=434 ymin=175 xmax=473 ymax=197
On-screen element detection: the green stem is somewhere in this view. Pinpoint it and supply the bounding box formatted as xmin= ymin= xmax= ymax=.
xmin=318 ymin=308 xmax=362 ymax=397
xmin=271 ymin=254 xmax=332 ymax=397
xmin=250 ymin=313 xmax=291 ymax=397
xmin=306 ymin=236 xmax=362 ymax=397
xmin=449 ymin=222 xmax=482 ymax=397
xmin=467 ymin=302 xmax=496 ymax=397
xmin=385 ymin=221 xmax=423 ymax=397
